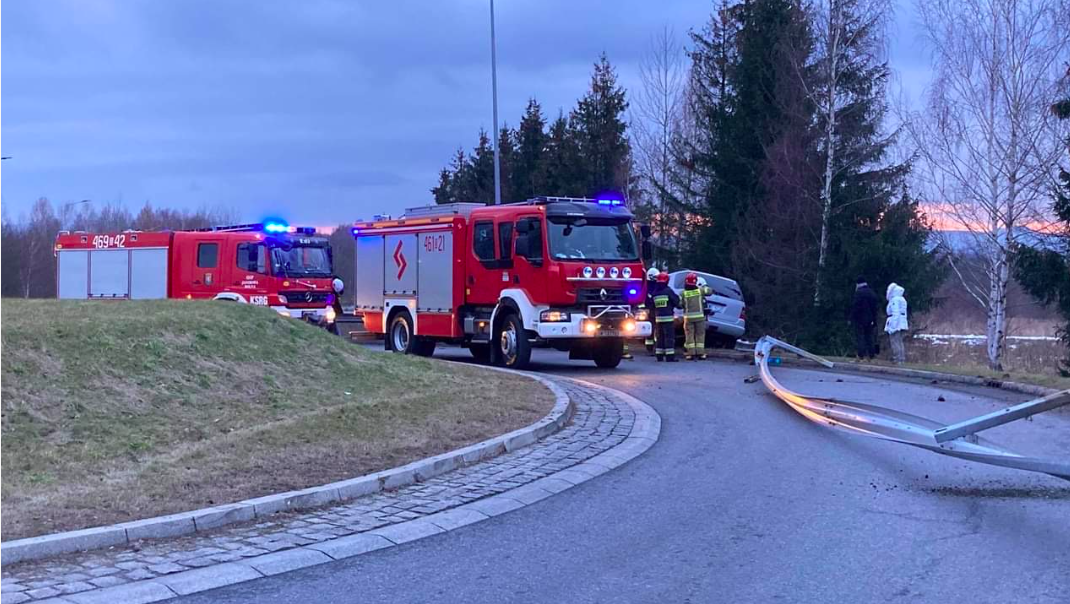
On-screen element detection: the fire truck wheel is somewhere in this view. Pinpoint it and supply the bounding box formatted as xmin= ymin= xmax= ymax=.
xmin=593 ymin=338 xmax=625 ymax=369
xmin=496 ymin=313 xmax=532 ymax=369
xmin=388 ymin=311 xmax=415 ymax=354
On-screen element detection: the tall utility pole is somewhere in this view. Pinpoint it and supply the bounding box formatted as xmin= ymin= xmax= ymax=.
xmin=489 ymin=0 xmax=502 ymax=205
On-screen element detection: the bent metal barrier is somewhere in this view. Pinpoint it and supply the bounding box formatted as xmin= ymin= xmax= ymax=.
xmin=751 ymin=336 xmax=1070 ymax=481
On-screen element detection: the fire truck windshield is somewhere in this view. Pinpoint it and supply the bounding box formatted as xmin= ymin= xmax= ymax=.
xmin=547 ymin=218 xmax=639 ymax=261
xmin=270 ymin=244 xmax=332 ymax=278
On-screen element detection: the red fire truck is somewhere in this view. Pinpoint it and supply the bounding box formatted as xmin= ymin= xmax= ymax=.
xmin=55 ymin=222 xmax=338 ymax=320
xmin=350 ymin=197 xmax=653 ymax=369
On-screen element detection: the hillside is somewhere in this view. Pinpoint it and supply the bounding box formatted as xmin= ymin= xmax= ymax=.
xmin=0 ymin=300 xmax=551 ymax=539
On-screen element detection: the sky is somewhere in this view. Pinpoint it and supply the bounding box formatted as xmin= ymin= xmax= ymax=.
xmin=1 ymin=0 xmax=931 ymax=227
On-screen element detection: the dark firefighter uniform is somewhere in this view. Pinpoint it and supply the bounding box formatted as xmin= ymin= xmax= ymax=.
xmin=648 ymin=279 xmax=680 ymax=361
xmin=681 ymin=282 xmax=711 ymax=360
xmin=643 ymin=275 xmax=659 ymax=353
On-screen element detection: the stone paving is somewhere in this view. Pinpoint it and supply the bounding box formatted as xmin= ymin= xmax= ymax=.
xmin=1 ymin=379 xmax=634 ymax=603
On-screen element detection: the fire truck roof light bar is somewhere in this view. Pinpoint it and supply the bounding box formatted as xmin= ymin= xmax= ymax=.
xmin=190 ymin=223 xmax=317 ymax=235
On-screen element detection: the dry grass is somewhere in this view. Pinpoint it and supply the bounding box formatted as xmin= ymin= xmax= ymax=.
xmin=1 ymin=300 xmax=552 ymax=540
xmin=917 ymin=315 xmax=1062 ymax=338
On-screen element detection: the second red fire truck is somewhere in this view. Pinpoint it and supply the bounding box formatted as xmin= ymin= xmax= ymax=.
xmin=350 ymin=197 xmax=653 ymax=369
xmin=55 ymin=222 xmax=338 ymax=321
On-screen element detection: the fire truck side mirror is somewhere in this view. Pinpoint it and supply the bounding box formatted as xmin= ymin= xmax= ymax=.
xmin=642 ymin=240 xmax=653 ymax=262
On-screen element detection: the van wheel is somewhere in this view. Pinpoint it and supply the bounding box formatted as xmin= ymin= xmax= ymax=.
xmin=496 ymin=313 xmax=531 ymax=369
xmin=387 ymin=312 xmax=415 ymax=354
xmin=593 ymin=339 xmax=624 ymax=369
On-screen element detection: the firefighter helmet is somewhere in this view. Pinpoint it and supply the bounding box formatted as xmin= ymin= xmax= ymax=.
xmin=685 ymin=272 xmax=698 ymax=286
xmin=646 ymin=267 xmax=660 ymax=280
xmin=656 ymin=272 xmax=670 ymax=284
xmin=696 ymin=276 xmax=708 ymax=288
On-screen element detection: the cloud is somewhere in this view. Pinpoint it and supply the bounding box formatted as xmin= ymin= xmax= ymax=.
xmin=1 ymin=0 xmax=931 ymax=224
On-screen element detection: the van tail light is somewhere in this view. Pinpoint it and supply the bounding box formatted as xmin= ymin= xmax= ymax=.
xmin=740 ymin=307 xmax=747 ymax=322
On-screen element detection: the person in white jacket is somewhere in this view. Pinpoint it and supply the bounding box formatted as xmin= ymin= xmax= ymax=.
xmin=885 ymin=283 xmax=908 ymax=364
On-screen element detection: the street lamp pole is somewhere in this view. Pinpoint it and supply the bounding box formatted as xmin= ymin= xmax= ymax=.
xmin=490 ymin=0 xmax=502 ymax=205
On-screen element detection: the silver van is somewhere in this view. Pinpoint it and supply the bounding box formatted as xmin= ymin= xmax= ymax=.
xmin=667 ymin=270 xmax=747 ymax=346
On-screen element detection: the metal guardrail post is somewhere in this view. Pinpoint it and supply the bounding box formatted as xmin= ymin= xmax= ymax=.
xmin=933 ymin=390 xmax=1070 ymax=443
xmin=752 ymin=335 xmax=1070 ymax=481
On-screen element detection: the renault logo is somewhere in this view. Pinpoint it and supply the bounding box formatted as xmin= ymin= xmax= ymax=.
xmin=305 ymin=292 xmax=313 ymax=302
xmin=599 ymin=288 xmax=608 ymax=301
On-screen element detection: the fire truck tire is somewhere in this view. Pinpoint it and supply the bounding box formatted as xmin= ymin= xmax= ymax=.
xmin=593 ymin=338 xmax=625 ymax=369
xmin=387 ymin=311 xmax=416 ymax=354
xmin=496 ymin=313 xmax=532 ymax=369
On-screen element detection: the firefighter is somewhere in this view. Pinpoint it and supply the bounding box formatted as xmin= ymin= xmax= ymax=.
xmin=643 ymin=267 xmax=660 ymax=354
xmin=648 ymin=271 xmax=680 ymax=362
xmin=682 ymin=273 xmax=711 ymax=360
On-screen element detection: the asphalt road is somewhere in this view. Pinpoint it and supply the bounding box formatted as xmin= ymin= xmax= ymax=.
xmin=180 ymin=348 xmax=1070 ymax=604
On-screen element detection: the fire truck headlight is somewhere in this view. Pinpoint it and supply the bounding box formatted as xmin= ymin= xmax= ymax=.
xmin=635 ymin=308 xmax=649 ymax=321
xmin=277 ymin=294 xmax=288 ymax=304
xmin=325 ymin=307 xmax=336 ymax=323
xmin=623 ymin=319 xmax=636 ymax=333
xmin=596 ymin=266 xmax=606 ymax=278
xmin=583 ymin=320 xmax=599 ymax=334
xmin=610 ymin=267 xmax=619 ymax=278
xmin=540 ymin=310 xmax=571 ymax=322
xmin=583 ymin=266 xmax=594 ymax=278
xmin=622 ymin=267 xmax=632 ymax=279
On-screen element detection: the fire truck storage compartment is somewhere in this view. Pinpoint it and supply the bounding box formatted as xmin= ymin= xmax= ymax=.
xmin=130 ymin=248 xmax=168 ymax=298
xmin=57 ymin=250 xmax=89 ymax=299
xmin=57 ymin=247 xmax=169 ymax=299
xmin=90 ymin=249 xmax=130 ymax=298
xmin=384 ymin=234 xmax=417 ymax=295
xmin=417 ymin=231 xmax=453 ymax=312
xmin=355 ymin=235 xmax=385 ymax=311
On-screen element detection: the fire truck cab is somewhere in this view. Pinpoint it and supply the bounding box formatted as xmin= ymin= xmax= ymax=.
xmin=351 ymin=197 xmax=653 ymax=369
xmin=55 ymin=222 xmax=338 ymax=320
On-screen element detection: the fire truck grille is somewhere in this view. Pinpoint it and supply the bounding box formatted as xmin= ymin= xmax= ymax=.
xmin=576 ymin=287 xmax=625 ymax=304
xmin=282 ymin=290 xmax=330 ymax=305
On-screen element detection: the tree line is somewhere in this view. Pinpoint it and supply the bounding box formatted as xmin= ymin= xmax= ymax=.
xmin=432 ymin=0 xmax=1069 ymax=368
xmin=1 ymin=199 xmax=235 ymax=298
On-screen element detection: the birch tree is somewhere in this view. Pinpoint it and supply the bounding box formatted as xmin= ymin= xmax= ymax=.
xmin=797 ymin=0 xmax=894 ymax=304
xmin=909 ymin=0 xmax=1070 ymax=370
xmin=634 ymin=27 xmax=687 ymax=266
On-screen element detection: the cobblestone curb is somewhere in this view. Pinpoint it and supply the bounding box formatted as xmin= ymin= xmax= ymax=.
xmin=0 ymin=371 xmax=573 ymax=566
xmin=707 ymin=349 xmax=1060 ymax=396
xmin=0 ymin=376 xmax=660 ymax=603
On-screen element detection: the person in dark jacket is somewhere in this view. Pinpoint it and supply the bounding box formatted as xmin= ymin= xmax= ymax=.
xmin=849 ymin=276 xmax=879 ymax=360
xmin=647 ymin=271 xmax=681 ymax=362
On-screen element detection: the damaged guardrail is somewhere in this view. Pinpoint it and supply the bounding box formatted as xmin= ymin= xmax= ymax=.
xmin=750 ymin=336 xmax=1070 ymax=481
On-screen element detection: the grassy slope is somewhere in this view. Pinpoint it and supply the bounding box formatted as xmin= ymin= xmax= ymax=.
xmin=1 ymin=300 xmax=551 ymax=540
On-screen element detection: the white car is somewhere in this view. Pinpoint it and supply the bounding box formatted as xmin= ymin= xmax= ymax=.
xmin=667 ymin=270 xmax=747 ymax=346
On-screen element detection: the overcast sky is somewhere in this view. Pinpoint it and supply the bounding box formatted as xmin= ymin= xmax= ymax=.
xmin=1 ymin=0 xmax=930 ymax=226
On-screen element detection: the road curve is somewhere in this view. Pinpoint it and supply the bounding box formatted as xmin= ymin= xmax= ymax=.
xmin=178 ymin=348 xmax=1070 ymax=604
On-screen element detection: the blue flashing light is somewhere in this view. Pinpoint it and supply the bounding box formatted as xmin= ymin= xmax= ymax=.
xmin=351 ymin=227 xmax=360 ymax=236
xmin=627 ymin=287 xmax=639 ymax=296
xmin=596 ymin=198 xmax=624 ymax=206
xmin=264 ymin=222 xmax=288 ymax=233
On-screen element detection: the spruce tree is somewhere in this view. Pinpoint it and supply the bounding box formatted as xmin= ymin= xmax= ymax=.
xmin=540 ymin=112 xmax=584 ymax=196
xmin=497 ymin=126 xmax=516 ymax=203
xmin=513 ymin=99 xmax=548 ymax=200
xmin=1015 ymin=94 xmax=1070 ymax=373
xmin=571 ymin=53 xmax=632 ymax=196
